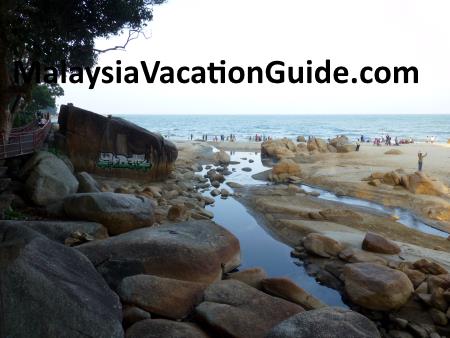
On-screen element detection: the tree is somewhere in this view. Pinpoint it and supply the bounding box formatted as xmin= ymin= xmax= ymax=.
xmin=14 ymin=84 xmax=64 ymax=127
xmin=0 ymin=0 xmax=165 ymax=139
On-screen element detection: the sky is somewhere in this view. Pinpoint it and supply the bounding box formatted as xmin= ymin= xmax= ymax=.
xmin=57 ymin=0 xmax=450 ymax=115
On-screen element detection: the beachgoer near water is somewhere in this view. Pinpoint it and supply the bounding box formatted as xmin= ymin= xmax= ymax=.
xmin=356 ymin=140 xmax=360 ymax=151
xmin=418 ymin=151 xmax=427 ymax=171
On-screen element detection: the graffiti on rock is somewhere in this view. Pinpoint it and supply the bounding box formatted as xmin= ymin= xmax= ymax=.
xmin=97 ymin=152 xmax=152 ymax=171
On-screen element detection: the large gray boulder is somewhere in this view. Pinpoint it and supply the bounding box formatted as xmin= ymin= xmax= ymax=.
xmin=266 ymin=307 xmax=380 ymax=338
xmin=63 ymin=192 xmax=156 ymax=235
xmin=23 ymin=151 xmax=79 ymax=206
xmin=195 ymin=279 xmax=303 ymax=338
xmin=0 ymin=224 xmax=123 ymax=337
xmin=57 ymin=104 xmax=177 ymax=181
xmin=0 ymin=220 xmax=108 ymax=244
xmin=126 ymin=319 xmax=209 ymax=338
xmin=77 ymin=220 xmax=241 ymax=289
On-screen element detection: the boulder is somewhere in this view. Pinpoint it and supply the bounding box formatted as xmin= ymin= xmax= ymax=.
xmin=126 ymin=319 xmax=209 ymax=338
xmin=266 ymin=307 xmax=380 ymax=338
xmin=63 ymin=192 xmax=156 ymax=235
xmin=0 ymin=224 xmax=123 ymax=337
xmin=329 ymin=135 xmax=350 ymax=148
xmin=261 ymin=277 xmax=326 ymax=310
xmin=402 ymin=172 xmax=448 ymax=196
xmin=77 ymin=220 xmax=240 ymax=288
xmin=214 ymin=150 xmax=230 ymax=165
xmin=23 ymin=151 xmax=79 ymax=206
xmin=118 ymin=274 xmax=206 ymax=319
xmin=57 ymin=104 xmax=177 ymax=181
xmin=362 ymin=232 xmax=401 ymax=254
xmin=343 ymin=263 xmax=413 ymax=311
xmin=195 ymin=280 xmax=303 ymax=338
xmin=271 ymin=159 xmax=302 ymax=182
xmin=303 ymin=233 xmax=343 ymax=258
xmin=261 ymin=138 xmax=297 ymax=160
xmin=225 ymin=267 xmax=268 ymax=289
xmin=76 ymin=171 xmax=101 ymax=192
xmin=307 ymin=138 xmax=328 ymax=153
xmin=0 ymin=220 xmax=108 ymax=244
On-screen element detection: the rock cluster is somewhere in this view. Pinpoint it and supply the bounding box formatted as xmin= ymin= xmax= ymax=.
xmin=366 ymin=170 xmax=449 ymax=196
xmin=294 ymin=231 xmax=450 ymax=337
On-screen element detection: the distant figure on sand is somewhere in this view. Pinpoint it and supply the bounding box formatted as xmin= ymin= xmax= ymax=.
xmin=418 ymin=151 xmax=427 ymax=171
xmin=356 ymin=140 xmax=360 ymax=151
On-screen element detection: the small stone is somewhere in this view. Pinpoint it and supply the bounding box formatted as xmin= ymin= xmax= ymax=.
xmin=242 ymin=167 xmax=252 ymax=172
xmin=210 ymin=189 xmax=221 ymax=197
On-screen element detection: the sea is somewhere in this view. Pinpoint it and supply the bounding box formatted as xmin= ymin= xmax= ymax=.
xmin=118 ymin=114 xmax=450 ymax=143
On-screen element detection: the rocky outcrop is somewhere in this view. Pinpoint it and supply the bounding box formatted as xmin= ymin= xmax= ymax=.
xmin=0 ymin=224 xmax=123 ymax=337
xmin=195 ymin=279 xmax=303 ymax=338
xmin=266 ymin=307 xmax=380 ymax=338
xmin=77 ymin=220 xmax=240 ymax=288
xmin=307 ymin=137 xmax=328 ymax=153
xmin=63 ymin=192 xmax=156 ymax=235
xmin=117 ymin=274 xmax=206 ymax=320
xmin=366 ymin=170 xmax=448 ymax=196
xmin=270 ymin=159 xmax=302 ymax=182
xmin=362 ymin=232 xmax=401 ymax=254
xmin=261 ymin=138 xmax=297 ymax=159
xmin=22 ymin=151 xmax=78 ymax=206
xmin=343 ymin=263 xmax=413 ymax=311
xmin=126 ymin=319 xmax=210 ymax=338
xmin=57 ymin=104 xmax=177 ymax=180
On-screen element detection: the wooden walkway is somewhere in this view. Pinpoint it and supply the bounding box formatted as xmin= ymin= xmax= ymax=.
xmin=0 ymin=120 xmax=51 ymax=160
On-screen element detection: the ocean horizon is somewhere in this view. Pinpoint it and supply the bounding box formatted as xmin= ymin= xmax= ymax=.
xmin=117 ymin=114 xmax=450 ymax=143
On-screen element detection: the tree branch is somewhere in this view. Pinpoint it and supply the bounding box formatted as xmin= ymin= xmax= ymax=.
xmin=93 ymin=29 xmax=150 ymax=54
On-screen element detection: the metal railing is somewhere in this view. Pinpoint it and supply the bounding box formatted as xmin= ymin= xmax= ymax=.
xmin=0 ymin=120 xmax=51 ymax=160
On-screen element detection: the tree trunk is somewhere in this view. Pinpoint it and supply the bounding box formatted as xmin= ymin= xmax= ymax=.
xmin=0 ymin=38 xmax=13 ymax=141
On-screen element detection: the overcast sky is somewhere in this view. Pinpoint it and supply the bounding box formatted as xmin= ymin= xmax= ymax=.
xmin=57 ymin=0 xmax=450 ymax=115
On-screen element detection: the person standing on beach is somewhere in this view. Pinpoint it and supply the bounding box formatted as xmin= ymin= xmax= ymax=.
xmin=356 ymin=140 xmax=361 ymax=151
xmin=418 ymin=151 xmax=427 ymax=171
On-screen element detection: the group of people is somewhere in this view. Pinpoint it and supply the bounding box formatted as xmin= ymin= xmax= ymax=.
xmin=370 ymin=135 xmax=414 ymax=147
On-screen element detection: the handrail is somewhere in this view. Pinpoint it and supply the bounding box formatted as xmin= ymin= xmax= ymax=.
xmin=0 ymin=120 xmax=51 ymax=159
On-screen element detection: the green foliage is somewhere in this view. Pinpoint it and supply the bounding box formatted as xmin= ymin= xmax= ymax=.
xmin=13 ymin=84 xmax=64 ymax=127
xmin=2 ymin=0 xmax=165 ymax=68
xmin=4 ymin=208 xmax=28 ymax=221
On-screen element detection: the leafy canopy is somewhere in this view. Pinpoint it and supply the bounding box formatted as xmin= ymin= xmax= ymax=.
xmin=1 ymin=0 xmax=165 ymax=68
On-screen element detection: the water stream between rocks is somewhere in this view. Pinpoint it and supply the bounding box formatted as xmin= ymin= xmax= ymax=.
xmin=199 ymin=150 xmax=447 ymax=308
